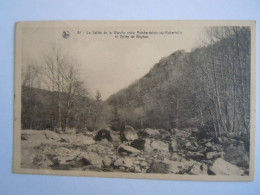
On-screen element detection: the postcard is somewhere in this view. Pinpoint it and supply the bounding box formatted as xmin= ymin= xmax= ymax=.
xmin=14 ymin=20 xmax=256 ymax=181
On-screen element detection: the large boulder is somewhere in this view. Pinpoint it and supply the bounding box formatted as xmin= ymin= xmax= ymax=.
xmin=120 ymin=125 xmax=138 ymax=141
xmin=94 ymin=129 xmax=112 ymax=141
xmin=123 ymin=158 xmax=134 ymax=168
xmin=146 ymin=161 xmax=169 ymax=174
xmin=134 ymin=165 xmax=142 ymax=173
xmin=45 ymin=130 xmax=60 ymax=140
xmin=118 ymin=144 xmax=141 ymax=156
xmin=113 ymin=157 xmax=134 ymax=169
xmin=130 ymin=139 xmax=146 ymax=150
xmin=130 ymin=139 xmax=153 ymax=152
xmin=142 ymin=128 xmax=161 ymax=137
xmin=150 ymin=141 xmax=169 ymax=153
xmin=102 ymin=156 xmax=112 ymax=167
xmin=80 ymin=136 xmax=95 ymax=145
xmin=81 ymin=152 xmax=103 ymax=168
xmin=114 ymin=158 xmax=124 ymax=167
xmin=209 ymin=158 xmax=244 ymax=176
xmin=224 ymin=144 xmax=249 ymax=168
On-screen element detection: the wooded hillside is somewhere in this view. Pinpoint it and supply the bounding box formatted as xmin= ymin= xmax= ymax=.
xmin=107 ymin=27 xmax=251 ymax=138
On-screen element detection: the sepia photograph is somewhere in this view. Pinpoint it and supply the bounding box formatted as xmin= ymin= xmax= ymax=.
xmin=14 ymin=21 xmax=256 ymax=181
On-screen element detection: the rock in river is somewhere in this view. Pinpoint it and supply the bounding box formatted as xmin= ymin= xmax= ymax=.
xmin=120 ymin=125 xmax=138 ymax=141
xmin=118 ymin=144 xmax=141 ymax=156
xmin=224 ymin=144 xmax=249 ymax=168
xmin=131 ymin=139 xmax=152 ymax=152
xmin=209 ymin=158 xmax=244 ymax=176
xmin=94 ymin=129 xmax=112 ymax=141
xmin=81 ymin=152 xmax=103 ymax=168
xmin=147 ymin=161 xmax=169 ymax=174
xmin=45 ymin=130 xmax=60 ymax=140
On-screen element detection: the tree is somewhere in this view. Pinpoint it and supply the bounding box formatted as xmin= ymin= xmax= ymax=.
xmin=43 ymin=46 xmax=64 ymax=130
xmin=22 ymin=60 xmax=41 ymax=129
xmin=95 ymin=90 xmax=102 ymax=101
xmin=42 ymin=46 xmax=88 ymax=131
xmin=110 ymin=104 xmax=122 ymax=131
xmin=61 ymin=64 xmax=87 ymax=131
xmin=189 ymin=26 xmax=251 ymax=136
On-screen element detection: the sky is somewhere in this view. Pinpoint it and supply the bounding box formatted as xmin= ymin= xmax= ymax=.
xmin=21 ymin=22 xmax=204 ymax=100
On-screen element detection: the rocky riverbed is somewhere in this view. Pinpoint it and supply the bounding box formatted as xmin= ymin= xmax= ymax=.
xmin=21 ymin=126 xmax=249 ymax=176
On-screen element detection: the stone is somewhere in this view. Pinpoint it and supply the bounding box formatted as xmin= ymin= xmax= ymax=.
xmin=206 ymin=151 xmax=225 ymax=159
xmin=102 ymin=156 xmax=112 ymax=167
xmin=170 ymin=153 xmax=182 ymax=161
xmin=134 ymin=165 xmax=142 ymax=173
xmin=175 ymin=129 xmax=191 ymax=139
xmin=81 ymin=152 xmax=103 ymax=168
xmin=119 ymin=166 xmax=125 ymax=171
xmin=109 ymin=131 xmax=121 ymax=142
xmin=140 ymin=161 xmax=148 ymax=167
xmin=131 ymin=139 xmax=146 ymax=150
xmin=166 ymin=159 xmax=201 ymax=174
xmin=143 ymin=139 xmax=153 ymax=152
xmin=129 ymin=166 xmax=135 ymax=172
xmin=168 ymin=161 xmax=182 ymax=174
xmin=120 ymin=125 xmax=138 ymax=141
xmin=201 ymin=163 xmax=208 ymax=175
xmin=94 ymin=129 xmax=112 ymax=141
xmin=205 ymin=142 xmax=212 ymax=147
xmin=134 ymin=160 xmax=140 ymax=165
xmin=185 ymin=142 xmax=192 ymax=148
xmin=111 ymin=155 xmax=117 ymax=160
xmin=170 ymin=139 xmax=178 ymax=152
xmin=65 ymin=128 xmax=77 ymax=134
xmin=190 ymin=164 xmax=201 ymax=175
xmin=123 ymin=158 xmax=133 ymax=168
xmin=151 ymin=141 xmax=169 ymax=153
xmin=21 ymin=134 xmax=29 ymax=140
xmin=118 ymin=144 xmax=141 ymax=155
xmin=193 ymin=141 xmax=199 ymax=147
xmin=209 ymin=158 xmax=244 ymax=176
xmin=146 ymin=161 xmax=169 ymax=174
xmin=59 ymin=134 xmax=78 ymax=143
xmin=45 ymin=147 xmax=83 ymax=167
xmin=80 ymin=136 xmax=95 ymax=145
xmin=142 ymin=128 xmax=170 ymax=138
xmin=32 ymin=153 xmax=53 ymax=167
xmin=142 ymin=128 xmax=161 ymax=138
xmin=131 ymin=139 xmax=153 ymax=152
xmin=113 ymin=157 xmax=133 ymax=168
xmin=224 ymin=144 xmax=249 ymax=168
xmin=45 ymin=130 xmax=60 ymax=140
xmin=60 ymin=137 xmax=70 ymax=142
xmin=114 ymin=158 xmax=124 ymax=167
